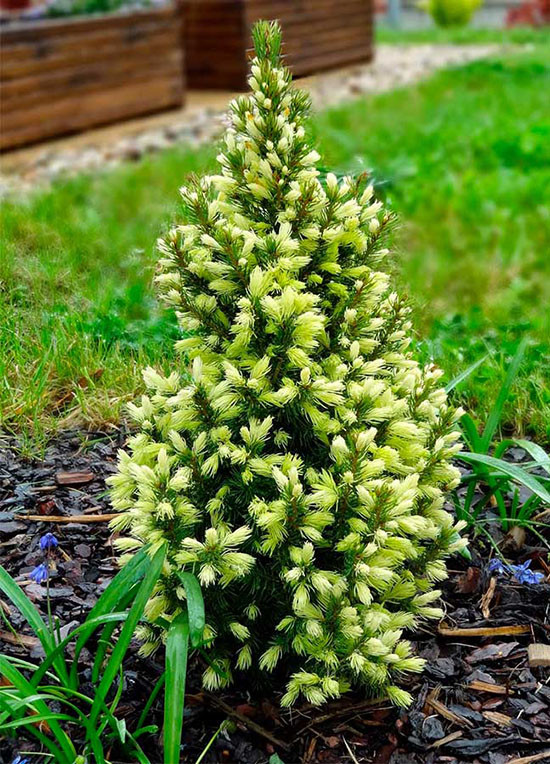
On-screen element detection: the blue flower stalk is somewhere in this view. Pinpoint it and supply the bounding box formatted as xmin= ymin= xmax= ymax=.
xmin=29 ymin=563 xmax=49 ymax=584
xmin=40 ymin=532 xmax=58 ymax=551
xmin=487 ymin=556 xmax=545 ymax=585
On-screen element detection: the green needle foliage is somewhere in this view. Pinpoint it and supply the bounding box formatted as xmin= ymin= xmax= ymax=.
xmin=109 ymin=21 xmax=467 ymax=707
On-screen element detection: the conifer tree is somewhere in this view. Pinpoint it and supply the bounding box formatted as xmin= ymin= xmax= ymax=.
xmin=109 ymin=21 xmax=466 ymax=706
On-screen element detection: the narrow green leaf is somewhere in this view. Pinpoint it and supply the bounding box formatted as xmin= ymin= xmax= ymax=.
xmin=89 ymin=545 xmax=165 ymax=728
xmin=0 ymin=693 xmax=67 ymax=763
xmin=494 ymin=438 xmax=550 ymax=477
xmin=0 ymin=656 xmax=75 ymax=763
xmin=459 ymin=452 xmax=550 ymax=505
xmin=459 ymin=413 xmax=483 ymax=453
xmin=480 ymin=338 xmax=527 ymax=452
xmin=0 ymin=565 xmax=68 ymax=686
xmin=71 ymin=545 xmax=150 ymax=685
xmin=445 ymin=354 xmax=488 ymax=393
xmin=176 ymin=572 xmax=205 ymax=648
xmin=136 ymin=671 xmax=165 ymax=734
xmin=195 ymin=722 xmax=225 ymax=764
xmin=164 ymin=612 xmax=189 ymax=764
xmin=91 ymin=585 xmax=140 ymax=684
xmin=32 ymin=612 xmax=128 ymax=688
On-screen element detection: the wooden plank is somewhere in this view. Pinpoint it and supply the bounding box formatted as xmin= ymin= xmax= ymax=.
xmin=1 ymin=16 xmax=176 ymax=58
xmin=184 ymin=0 xmax=373 ymax=90
xmin=0 ymin=6 xmax=176 ymax=42
xmin=1 ymin=47 xmax=181 ymax=104
xmin=0 ymin=6 xmax=185 ymax=150
xmin=0 ymin=76 xmax=183 ymax=149
xmin=2 ymin=57 xmax=182 ymax=113
xmin=1 ymin=29 xmax=179 ymax=80
xmin=2 ymin=75 xmax=183 ymax=133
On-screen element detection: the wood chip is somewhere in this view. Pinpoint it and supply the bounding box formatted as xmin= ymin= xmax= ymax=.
xmin=429 ymin=730 xmax=463 ymax=749
xmin=0 ymin=630 xmax=40 ymax=648
xmin=466 ymin=641 xmax=519 ymax=664
xmin=481 ymin=575 xmax=497 ymax=619
xmin=528 ymin=643 xmax=550 ymax=668
xmin=55 ymin=470 xmax=95 ymax=486
xmin=505 ymin=751 xmax=550 ymax=764
xmin=438 ymin=624 xmax=531 ymax=638
xmin=468 ymin=680 xmax=512 ymax=695
xmin=15 ymin=513 xmax=120 ymax=524
xmin=427 ymin=697 xmax=474 ymax=729
xmin=482 ymin=710 xmax=513 ymax=727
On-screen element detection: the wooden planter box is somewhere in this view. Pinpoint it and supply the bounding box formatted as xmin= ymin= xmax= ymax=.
xmin=0 ymin=6 xmax=185 ymax=151
xmin=184 ymin=0 xmax=373 ymax=90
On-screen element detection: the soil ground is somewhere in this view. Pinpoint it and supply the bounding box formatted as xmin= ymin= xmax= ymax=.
xmin=1 ymin=430 xmax=549 ymax=764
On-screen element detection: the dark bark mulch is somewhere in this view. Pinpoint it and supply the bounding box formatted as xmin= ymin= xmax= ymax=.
xmin=0 ymin=430 xmax=549 ymax=764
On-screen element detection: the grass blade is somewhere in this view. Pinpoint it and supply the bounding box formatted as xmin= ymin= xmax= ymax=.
xmin=0 ymin=565 xmax=68 ymax=686
xmin=445 ymin=354 xmax=488 ymax=393
xmin=176 ymin=572 xmax=205 ymax=648
xmin=480 ymin=339 xmax=527 ymax=452
xmin=459 ymin=452 xmax=550 ymax=505
xmin=89 ymin=545 xmax=165 ymax=728
xmin=164 ymin=612 xmax=189 ymax=764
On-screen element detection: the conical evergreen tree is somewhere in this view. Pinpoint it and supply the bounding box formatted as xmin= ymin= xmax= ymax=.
xmin=109 ymin=21 xmax=466 ymax=706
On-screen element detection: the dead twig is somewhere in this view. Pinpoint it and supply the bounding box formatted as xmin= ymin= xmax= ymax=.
xmin=438 ymin=624 xmax=531 ymax=638
xmin=342 ymin=736 xmax=360 ymax=764
xmin=204 ymin=694 xmax=291 ymax=752
xmin=295 ymin=697 xmax=386 ymax=736
xmin=15 ymin=513 xmax=120 ymax=524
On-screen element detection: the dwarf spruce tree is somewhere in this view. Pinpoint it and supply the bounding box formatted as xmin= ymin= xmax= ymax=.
xmin=109 ymin=21 xmax=466 ymax=706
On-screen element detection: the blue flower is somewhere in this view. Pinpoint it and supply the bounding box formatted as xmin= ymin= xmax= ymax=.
xmin=12 ymin=756 xmax=30 ymax=764
xmin=509 ymin=560 xmax=545 ymax=586
xmin=40 ymin=532 xmax=58 ymax=551
xmin=487 ymin=558 xmax=507 ymax=575
xmin=30 ymin=563 xmax=49 ymax=584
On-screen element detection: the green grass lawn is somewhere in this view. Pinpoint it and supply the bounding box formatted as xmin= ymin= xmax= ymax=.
xmin=1 ymin=43 xmax=549 ymax=453
xmin=376 ymin=23 xmax=550 ymax=46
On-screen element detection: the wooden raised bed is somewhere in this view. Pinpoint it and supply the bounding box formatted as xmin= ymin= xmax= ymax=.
xmin=184 ymin=0 xmax=374 ymax=90
xmin=0 ymin=5 xmax=185 ymax=151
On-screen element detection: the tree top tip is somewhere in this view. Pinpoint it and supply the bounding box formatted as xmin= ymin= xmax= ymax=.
xmin=251 ymin=20 xmax=283 ymax=66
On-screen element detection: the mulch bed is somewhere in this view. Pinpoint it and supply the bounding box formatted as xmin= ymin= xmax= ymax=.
xmin=1 ymin=430 xmax=549 ymax=764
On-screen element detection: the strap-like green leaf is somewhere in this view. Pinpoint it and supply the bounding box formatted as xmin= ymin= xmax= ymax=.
xmin=71 ymin=545 xmax=150 ymax=685
xmin=480 ymin=338 xmax=527 ymax=452
xmin=494 ymin=438 xmax=550 ymax=477
xmin=89 ymin=545 xmax=165 ymax=728
xmin=32 ymin=612 xmax=127 ymax=688
xmin=0 ymin=565 xmax=68 ymax=686
xmin=164 ymin=612 xmax=189 ymax=764
xmin=0 ymin=656 xmax=76 ymax=763
xmin=445 ymin=354 xmax=488 ymax=393
xmin=459 ymin=452 xmax=550 ymax=505
xmin=460 ymin=412 xmax=483 ymax=453
xmin=176 ymin=571 xmax=205 ymax=648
